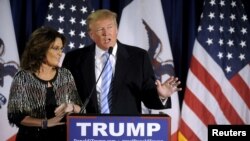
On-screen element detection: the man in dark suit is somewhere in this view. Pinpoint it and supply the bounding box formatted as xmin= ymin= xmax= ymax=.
xmin=62 ymin=9 xmax=181 ymax=115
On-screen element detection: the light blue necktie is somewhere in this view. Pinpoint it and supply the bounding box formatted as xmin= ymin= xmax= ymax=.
xmin=101 ymin=52 xmax=112 ymax=113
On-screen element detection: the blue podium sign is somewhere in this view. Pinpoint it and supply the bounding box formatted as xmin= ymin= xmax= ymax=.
xmin=67 ymin=114 xmax=170 ymax=141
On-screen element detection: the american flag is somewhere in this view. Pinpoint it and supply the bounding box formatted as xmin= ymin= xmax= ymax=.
xmin=179 ymin=0 xmax=250 ymax=140
xmin=44 ymin=0 xmax=94 ymax=53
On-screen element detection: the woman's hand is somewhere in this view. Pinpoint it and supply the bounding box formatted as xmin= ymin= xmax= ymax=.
xmin=64 ymin=103 xmax=74 ymax=113
xmin=48 ymin=103 xmax=74 ymax=128
xmin=54 ymin=103 xmax=75 ymax=117
xmin=54 ymin=103 xmax=67 ymax=117
xmin=47 ymin=116 xmax=65 ymax=127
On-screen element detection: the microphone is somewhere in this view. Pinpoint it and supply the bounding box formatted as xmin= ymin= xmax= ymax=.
xmin=108 ymin=46 xmax=113 ymax=54
xmin=80 ymin=47 xmax=113 ymax=113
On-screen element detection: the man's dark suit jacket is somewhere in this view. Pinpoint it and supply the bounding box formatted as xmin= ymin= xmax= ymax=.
xmin=62 ymin=41 xmax=170 ymax=115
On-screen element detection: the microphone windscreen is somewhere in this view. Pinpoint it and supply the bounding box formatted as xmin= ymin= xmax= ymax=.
xmin=108 ymin=47 xmax=113 ymax=54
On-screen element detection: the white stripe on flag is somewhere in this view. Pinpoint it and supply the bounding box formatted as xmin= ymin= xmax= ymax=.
xmin=239 ymin=64 xmax=250 ymax=87
xmin=186 ymin=70 xmax=229 ymax=124
xmin=181 ymin=102 xmax=208 ymax=140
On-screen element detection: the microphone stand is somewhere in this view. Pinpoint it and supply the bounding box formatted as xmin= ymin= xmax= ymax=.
xmin=80 ymin=47 xmax=113 ymax=113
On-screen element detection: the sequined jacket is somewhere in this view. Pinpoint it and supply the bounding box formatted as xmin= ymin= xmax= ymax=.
xmin=7 ymin=68 xmax=83 ymax=127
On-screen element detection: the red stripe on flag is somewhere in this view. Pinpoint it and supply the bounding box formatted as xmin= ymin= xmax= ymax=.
xmin=184 ymin=88 xmax=216 ymax=125
xmin=171 ymin=131 xmax=178 ymax=141
xmin=179 ymin=119 xmax=200 ymax=141
xmin=191 ymin=56 xmax=244 ymax=124
xmin=7 ymin=134 xmax=16 ymax=141
xmin=230 ymin=73 xmax=250 ymax=109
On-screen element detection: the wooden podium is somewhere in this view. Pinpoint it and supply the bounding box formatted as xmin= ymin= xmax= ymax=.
xmin=67 ymin=114 xmax=171 ymax=141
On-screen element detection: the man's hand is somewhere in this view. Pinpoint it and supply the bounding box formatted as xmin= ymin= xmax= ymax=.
xmin=156 ymin=76 xmax=182 ymax=98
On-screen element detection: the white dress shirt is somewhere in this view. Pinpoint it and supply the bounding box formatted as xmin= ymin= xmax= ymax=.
xmin=95 ymin=44 xmax=117 ymax=109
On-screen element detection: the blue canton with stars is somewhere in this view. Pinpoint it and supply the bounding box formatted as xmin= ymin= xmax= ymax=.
xmin=44 ymin=0 xmax=94 ymax=53
xmin=197 ymin=0 xmax=250 ymax=79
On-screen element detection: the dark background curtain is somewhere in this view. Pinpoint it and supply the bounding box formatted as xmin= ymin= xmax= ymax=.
xmin=10 ymin=0 xmax=250 ymax=105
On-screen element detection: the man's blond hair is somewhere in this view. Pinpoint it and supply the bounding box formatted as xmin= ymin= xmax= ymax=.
xmin=86 ymin=9 xmax=117 ymax=31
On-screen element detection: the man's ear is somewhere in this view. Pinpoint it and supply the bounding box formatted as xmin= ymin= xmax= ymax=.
xmin=88 ymin=31 xmax=94 ymax=40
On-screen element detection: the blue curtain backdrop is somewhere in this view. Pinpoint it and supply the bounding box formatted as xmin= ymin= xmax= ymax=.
xmin=10 ymin=0 xmax=250 ymax=105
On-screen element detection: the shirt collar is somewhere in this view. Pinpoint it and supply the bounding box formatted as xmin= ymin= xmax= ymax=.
xmin=95 ymin=43 xmax=118 ymax=58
